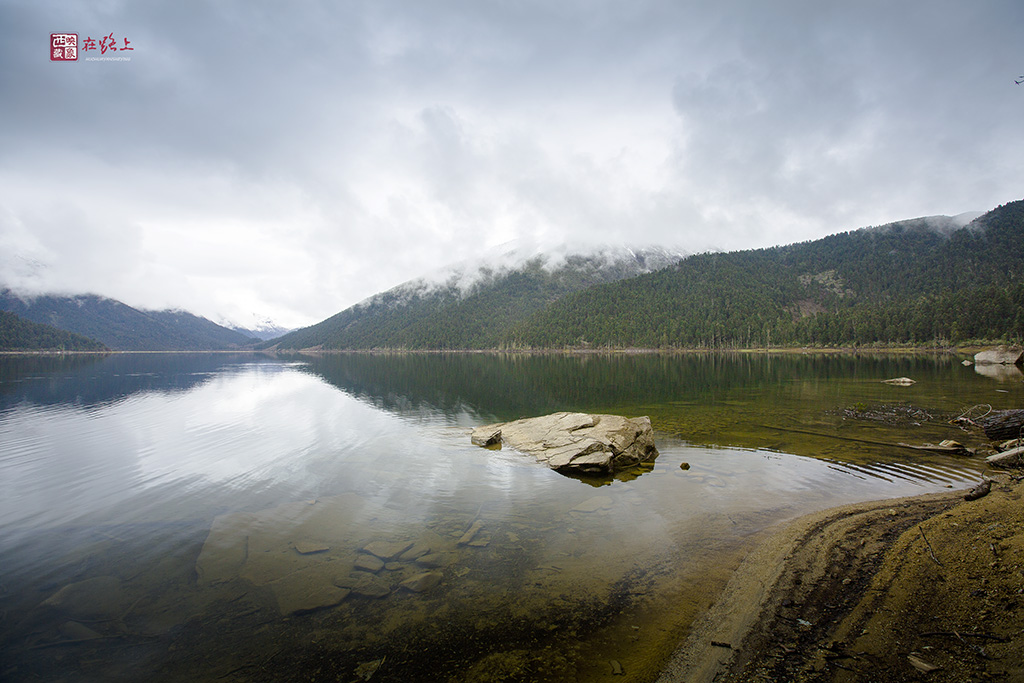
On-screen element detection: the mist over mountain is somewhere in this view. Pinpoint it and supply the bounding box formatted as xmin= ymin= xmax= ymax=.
xmin=212 ymin=312 xmax=295 ymax=341
xmin=0 ymin=291 xmax=257 ymax=352
xmin=264 ymin=200 xmax=1023 ymax=351
xmin=505 ymin=200 xmax=1024 ymax=349
xmin=3 ymin=201 xmax=1019 ymax=353
xmin=263 ymin=244 xmax=686 ymax=350
xmin=228 ymin=324 xmax=294 ymax=342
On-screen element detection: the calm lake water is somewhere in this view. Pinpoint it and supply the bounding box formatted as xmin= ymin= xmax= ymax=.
xmin=1 ymin=352 xmax=1018 ymax=682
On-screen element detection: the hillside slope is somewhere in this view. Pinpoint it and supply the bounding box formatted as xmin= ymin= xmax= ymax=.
xmin=266 ymin=247 xmax=683 ymax=350
xmin=505 ymin=201 xmax=1024 ymax=348
xmin=0 ymin=311 xmax=108 ymax=352
xmin=0 ymin=291 xmax=256 ymax=351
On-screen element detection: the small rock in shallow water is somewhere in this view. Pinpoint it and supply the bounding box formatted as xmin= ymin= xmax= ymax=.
xmin=458 ymin=521 xmax=484 ymax=546
xmin=398 ymin=542 xmax=432 ymax=562
xmin=335 ymin=573 xmax=391 ymax=598
xmin=363 ymin=540 xmax=414 ymax=561
xmin=416 ymin=553 xmax=452 ymax=568
xmin=355 ymin=554 xmax=385 ymax=572
xmin=400 ymin=572 xmax=442 ymax=593
xmin=59 ymin=621 xmax=103 ymax=640
xmin=293 ymin=541 xmax=329 ymax=555
xmin=571 ymin=496 xmax=613 ymax=513
xmin=269 ymin=570 xmax=350 ymax=616
xmin=41 ymin=576 xmax=126 ymax=621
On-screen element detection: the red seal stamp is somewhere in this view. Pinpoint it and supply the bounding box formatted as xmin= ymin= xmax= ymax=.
xmin=50 ymin=33 xmax=78 ymax=61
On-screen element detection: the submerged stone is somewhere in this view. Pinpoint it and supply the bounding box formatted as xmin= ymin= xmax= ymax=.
xmin=458 ymin=520 xmax=484 ymax=546
xmin=362 ymin=540 xmax=414 ymax=561
xmin=59 ymin=621 xmax=103 ymax=641
xmin=400 ymin=571 xmax=442 ymax=593
xmin=195 ymin=513 xmax=257 ymax=585
xmin=335 ymin=573 xmax=391 ymax=598
xmin=40 ymin=576 xmax=126 ymax=621
xmin=293 ymin=541 xmax=329 ymax=555
xmin=399 ymin=541 xmax=433 ymax=562
xmin=416 ymin=552 xmax=453 ymax=568
xmin=354 ymin=554 xmax=385 ymax=572
xmin=267 ymin=562 xmax=353 ymax=616
xmin=571 ymin=496 xmax=613 ymax=513
xmin=270 ymin=580 xmax=349 ymax=616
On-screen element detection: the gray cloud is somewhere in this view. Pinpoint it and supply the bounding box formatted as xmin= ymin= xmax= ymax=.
xmin=2 ymin=0 xmax=1022 ymax=327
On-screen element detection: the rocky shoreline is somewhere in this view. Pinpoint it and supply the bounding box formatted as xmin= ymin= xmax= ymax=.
xmin=658 ymin=475 xmax=1024 ymax=683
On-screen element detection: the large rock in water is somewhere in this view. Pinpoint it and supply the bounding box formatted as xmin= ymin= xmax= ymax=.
xmin=471 ymin=412 xmax=658 ymax=475
xmin=974 ymin=346 xmax=1024 ymax=366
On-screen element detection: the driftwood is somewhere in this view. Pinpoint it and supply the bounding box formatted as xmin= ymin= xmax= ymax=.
xmin=918 ymin=527 xmax=943 ymax=566
xmin=964 ymin=479 xmax=991 ymax=501
xmin=987 ymin=446 xmax=1024 ymax=469
xmin=976 ymin=409 xmax=1024 ymax=441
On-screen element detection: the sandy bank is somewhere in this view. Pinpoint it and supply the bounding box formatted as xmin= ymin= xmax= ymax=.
xmin=658 ymin=475 xmax=1023 ymax=682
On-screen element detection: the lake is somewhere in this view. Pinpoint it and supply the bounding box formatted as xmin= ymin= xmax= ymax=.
xmin=1 ymin=351 xmax=1017 ymax=681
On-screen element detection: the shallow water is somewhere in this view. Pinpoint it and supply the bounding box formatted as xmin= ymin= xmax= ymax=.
xmin=0 ymin=352 xmax=1016 ymax=681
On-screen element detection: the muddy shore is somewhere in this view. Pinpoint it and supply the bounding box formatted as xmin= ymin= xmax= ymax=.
xmin=658 ymin=475 xmax=1023 ymax=683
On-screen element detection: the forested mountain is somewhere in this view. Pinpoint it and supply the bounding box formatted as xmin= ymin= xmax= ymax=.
xmin=269 ymin=199 xmax=1023 ymax=350
xmin=506 ymin=200 xmax=1024 ymax=348
xmin=264 ymin=247 xmax=684 ymax=350
xmin=142 ymin=310 xmax=261 ymax=349
xmin=0 ymin=291 xmax=257 ymax=351
xmin=0 ymin=311 xmax=108 ymax=351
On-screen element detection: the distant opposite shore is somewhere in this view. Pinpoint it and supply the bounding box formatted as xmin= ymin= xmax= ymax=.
xmin=0 ymin=343 xmax=1020 ymax=358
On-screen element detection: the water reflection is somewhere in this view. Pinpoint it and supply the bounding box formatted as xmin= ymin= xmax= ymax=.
xmin=0 ymin=352 xmax=1009 ymax=682
xmin=0 ymin=353 xmax=257 ymax=412
xmin=298 ymin=351 xmax=1021 ymax=465
xmin=297 ymin=351 xmax=987 ymax=423
xmin=973 ymin=362 xmax=1024 ymax=381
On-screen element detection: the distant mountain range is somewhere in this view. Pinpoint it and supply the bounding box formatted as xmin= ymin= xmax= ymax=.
xmin=4 ymin=199 xmax=1022 ymax=353
xmin=266 ymin=199 xmax=1024 ymax=350
xmin=226 ymin=321 xmax=294 ymax=341
xmin=0 ymin=291 xmax=257 ymax=351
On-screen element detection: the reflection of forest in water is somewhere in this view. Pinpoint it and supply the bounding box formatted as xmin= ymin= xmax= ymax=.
xmin=297 ymin=351 xmax=969 ymax=418
xmin=0 ymin=353 xmax=261 ymax=411
xmin=297 ymin=351 xmax=1009 ymax=463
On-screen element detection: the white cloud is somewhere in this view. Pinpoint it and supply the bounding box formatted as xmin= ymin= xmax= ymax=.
xmin=2 ymin=0 xmax=1022 ymax=327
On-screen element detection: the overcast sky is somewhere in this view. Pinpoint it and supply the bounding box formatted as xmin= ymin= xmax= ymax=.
xmin=2 ymin=0 xmax=1022 ymax=328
